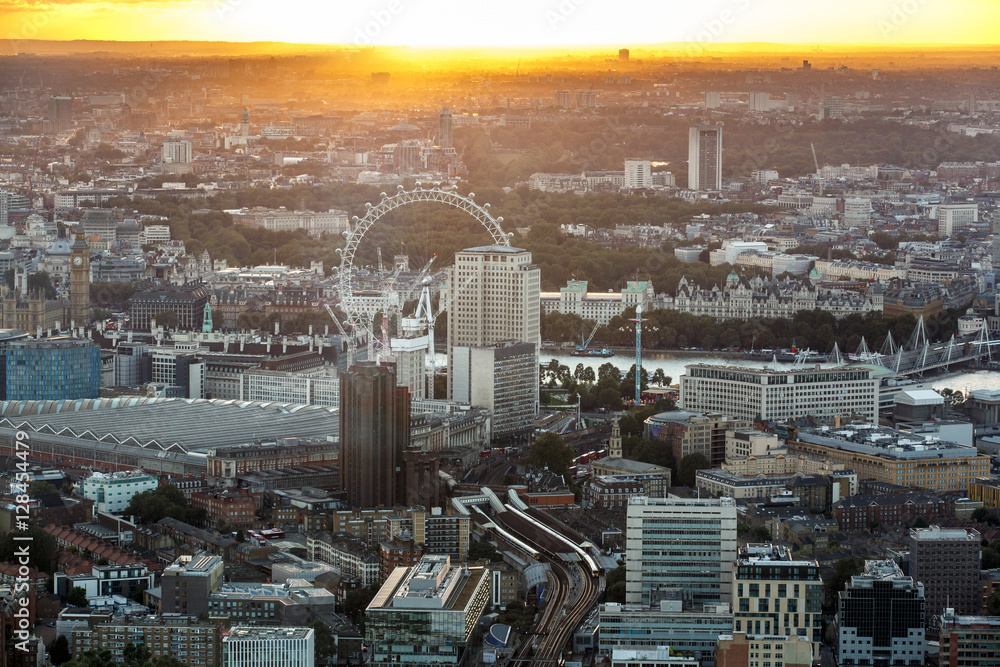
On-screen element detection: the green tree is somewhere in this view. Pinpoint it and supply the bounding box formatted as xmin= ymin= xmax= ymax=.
xmin=677 ymin=452 xmax=711 ymax=487
xmin=153 ymin=310 xmax=179 ymax=329
xmin=0 ymin=524 xmax=57 ymax=571
xmin=527 ymin=432 xmax=576 ymax=476
xmin=123 ymin=642 xmax=151 ymax=667
xmin=149 ymin=658 xmax=187 ymax=667
xmin=50 ymin=635 xmax=72 ymax=665
xmin=29 ymin=481 xmax=59 ymax=498
xmin=826 ymin=556 xmax=866 ymax=601
xmin=125 ymin=484 xmax=205 ymax=526
xmin=311 ymin=620 xmax=337 ymax=662
xmin=468 ymin=541 xmax=504 ymax=563
xmin=342 ymin=585 xmax=379 ymax=631
xmin=67 ymin=586 xmax=89 ymax=608
xmin=65 ymin=649 xmax=118 ymax=667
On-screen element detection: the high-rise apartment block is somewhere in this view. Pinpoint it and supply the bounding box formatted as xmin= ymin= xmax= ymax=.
xmin=908 ymin=526 xmax=981 ymax=619
xmin=688 ymin=125 xmax=722 ymax=191
xmin=821 ymin=96 xmax=844 ymax=119
xmin=748 ymin=91 xmax=770 ymax=112
xmin=679 ymin=364 xmax=878 ymax=424
xmin=48 ymin=96 xmax=73 ymax=131
xmin=837 ymin=560 xmax=925 ymax=667
xmin=625 ymin=158 xmax=652 ymax=189
xmin=626 ymin=496 xmax=737 ymax=606
xmin=73 ymin=616 xmax=221 ymax=667
xmin=162 ymin=137 xmax=193 ymax=164
xmin=732 ymin=545 xmax=823 ymax=660
xmin=340 ymin=362 xmax=411 ymax=508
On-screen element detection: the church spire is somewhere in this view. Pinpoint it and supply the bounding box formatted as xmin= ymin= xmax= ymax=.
xmin=609 ymin=417 xmax=622 ymax=459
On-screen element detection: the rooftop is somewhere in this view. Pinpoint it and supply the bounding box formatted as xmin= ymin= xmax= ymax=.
xmin=795 ymin=423 xmax=979 ymax=461
xmin=910 ymin=525 xmax=980 ymax=542
xmin=0 ymin=397 xmax=339 ymax=453
xmin=369 ymin=555 xmax=487 ymax=613
xmin=163 ymin=553 xmax=223 ymax=576
xmin=224 ymin=626 xmax=314 ymax=641
xmin=459 ymin=245 xmax=526 ymax=254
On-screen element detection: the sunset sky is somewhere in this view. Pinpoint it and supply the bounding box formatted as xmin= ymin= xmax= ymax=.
xmin=2 ymin=0 xmax=998 ymax=47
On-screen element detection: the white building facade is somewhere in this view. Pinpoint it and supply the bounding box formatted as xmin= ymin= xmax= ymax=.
xmin=679 ymin=364 xmax=878 ymax=424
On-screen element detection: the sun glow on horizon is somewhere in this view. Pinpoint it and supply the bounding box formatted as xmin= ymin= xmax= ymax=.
xmin=2 ymin=0 xmax=1000 ymax=51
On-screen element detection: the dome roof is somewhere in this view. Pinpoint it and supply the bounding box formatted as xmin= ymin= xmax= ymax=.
xmin=46 ymin=238 xmax=72 ymax=255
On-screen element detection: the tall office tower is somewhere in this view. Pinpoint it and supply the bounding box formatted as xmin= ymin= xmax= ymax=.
xmin=452 ymin=341 xmax=537 ymax=443
xmin=624 ymin=159 xmax=652 ymax=190
xmin=688 ymin=125 xmax=723 ymax=191
xmin=732 ymin=544 xmax=823 ymax=661
xmin=438 ymin=107 xmax=453 ymax=149
xmin=446 ymin=245 xmax=540 ymax=402
xmin=241 ymin=107 xmax=249 ymax=142
xmin=908 ymin=526 xmax=981 ymax=619
xmin=837 ymin=560 xmax=925 ymax=667
xmin=705 ymin=91 xmax=721 ymax=109
xmin=47 ymin=96 xmax=72 ymax=131
xmin=70 ymin=231 xmax=90 ymax=326
xmin=748 ymin=91 xmax=770 ymax=112
xmin=619 ymin=48 xmax=630 ymax=61
xmin=339 ymin=362 xmax=411 ymax=508
xmin=625 ymin=496 xmax=737 ymax=606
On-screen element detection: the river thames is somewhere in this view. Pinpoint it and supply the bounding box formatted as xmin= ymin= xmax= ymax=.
xmin=539 ymin=349 xmax=1000 ymax=395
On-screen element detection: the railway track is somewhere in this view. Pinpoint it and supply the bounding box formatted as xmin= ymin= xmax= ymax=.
xmin=492 ymin=509 xmax=604 ymax=667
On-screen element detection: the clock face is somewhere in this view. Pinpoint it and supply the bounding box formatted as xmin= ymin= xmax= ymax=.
xmin=73 ymin=256 xmax=83 ymax=266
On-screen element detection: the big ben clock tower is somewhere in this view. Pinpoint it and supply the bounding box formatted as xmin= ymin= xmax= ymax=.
xmin=70 ymin=231 xmax=90 ymax=326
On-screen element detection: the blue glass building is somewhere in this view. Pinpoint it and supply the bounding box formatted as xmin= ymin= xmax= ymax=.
xmin=5 ymin=337 xmax=101 ymax=400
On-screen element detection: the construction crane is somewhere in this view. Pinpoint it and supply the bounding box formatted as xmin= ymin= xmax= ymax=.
xmin=811 ymin=142 xmax=824 ymax=196
xmin=324 ymin=303 xmax=358 ymax=367
xmin=575 ymin=300 xmax=613 ymax=354
xmin=413 ymin=269 xmax=480 ymax=398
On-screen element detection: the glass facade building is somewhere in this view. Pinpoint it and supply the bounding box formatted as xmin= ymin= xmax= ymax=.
xmin=838 ymin=560 xmax=925 ymax=667
xmin=366 ymin=556 xmax=491 ymax=667
xmin=5 ymin=337 xmax=100 ymax=400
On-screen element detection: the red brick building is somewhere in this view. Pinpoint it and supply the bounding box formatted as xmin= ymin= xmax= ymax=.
xmin=379 ymin=538 xmax=422 ymax=582
xmin=834 ymin=493 xmax=947 ymax=531
xmin=190 ymin=491 xmax=258 ymax=529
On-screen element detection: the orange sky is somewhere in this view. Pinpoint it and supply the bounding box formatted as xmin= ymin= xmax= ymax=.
xmin=2 ymin=0 xmax=998 ymax=47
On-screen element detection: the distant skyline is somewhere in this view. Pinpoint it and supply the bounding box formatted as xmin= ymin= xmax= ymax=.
xmin=2 ymin=0 xmax=998 ymax=48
